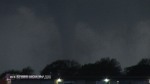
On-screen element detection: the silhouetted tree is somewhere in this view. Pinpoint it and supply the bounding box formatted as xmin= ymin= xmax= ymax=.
xmin=0 ymin=70 xmax=21 ymax=79
xmin=79 ymin=57 xmax=122 ymax=77
xmin=125 ymin=58 xmax=150 ymax=76
xmin=78 ymin=63 xmax=96 ymax=76
xmin=41 ymin=60 xmax=81 ymax=78
xmin=21 ymin=66 xmax=34 ymax=75
xmin=0 ymin=67 xmax=34 ymax=79
xmin=95 ymin=57 xmax=122 ymax=76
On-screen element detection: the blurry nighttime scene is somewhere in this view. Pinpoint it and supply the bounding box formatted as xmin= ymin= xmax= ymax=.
xmin=0 ymin=0 xmax=150 ymax=84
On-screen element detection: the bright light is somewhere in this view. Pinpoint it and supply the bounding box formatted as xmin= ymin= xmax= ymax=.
xmin=57 ymin=78 xmax=62 ymax=82
xmin=6 ymin=78 xmax=11 ymax=84
xmin=117 ymin=81 xmax=119 ymax=84
xmin=104 ymin=78 xmax=110 ymax=83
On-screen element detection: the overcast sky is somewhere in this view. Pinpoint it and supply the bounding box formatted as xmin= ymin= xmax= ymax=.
xmin=0 ymin=0 xmax=150 ymax=74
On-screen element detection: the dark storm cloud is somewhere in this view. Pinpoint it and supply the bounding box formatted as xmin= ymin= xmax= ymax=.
xmin=0 ymin=5 xmax=62 ymax=73
xmin=0 ymin=0 xmax=150 ymax=73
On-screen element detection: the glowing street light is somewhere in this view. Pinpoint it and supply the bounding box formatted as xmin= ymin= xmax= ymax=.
xmin=55 ymin=78 xmax=63 ymax=84
xmin=103 ymin=78 xmax=110 ymax=84
xmin=104 ymin=78 xmax=110 ymax=82
xmin=57 ymin=78 xmax=62 ymax=82
xmin=117 ymin=81 xmax=119 ymax=84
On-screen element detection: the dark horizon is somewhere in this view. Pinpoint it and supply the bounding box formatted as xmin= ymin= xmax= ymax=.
xmin=0 ymin=0 xmax=150 ymax=74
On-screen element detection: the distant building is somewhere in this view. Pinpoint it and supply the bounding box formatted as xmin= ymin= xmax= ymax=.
xmin=0 ymin=75 xmax=150 ymax=84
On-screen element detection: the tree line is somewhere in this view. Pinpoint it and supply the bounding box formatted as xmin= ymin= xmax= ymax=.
xmin=1 ymin=57 xmax=150 ymax=79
